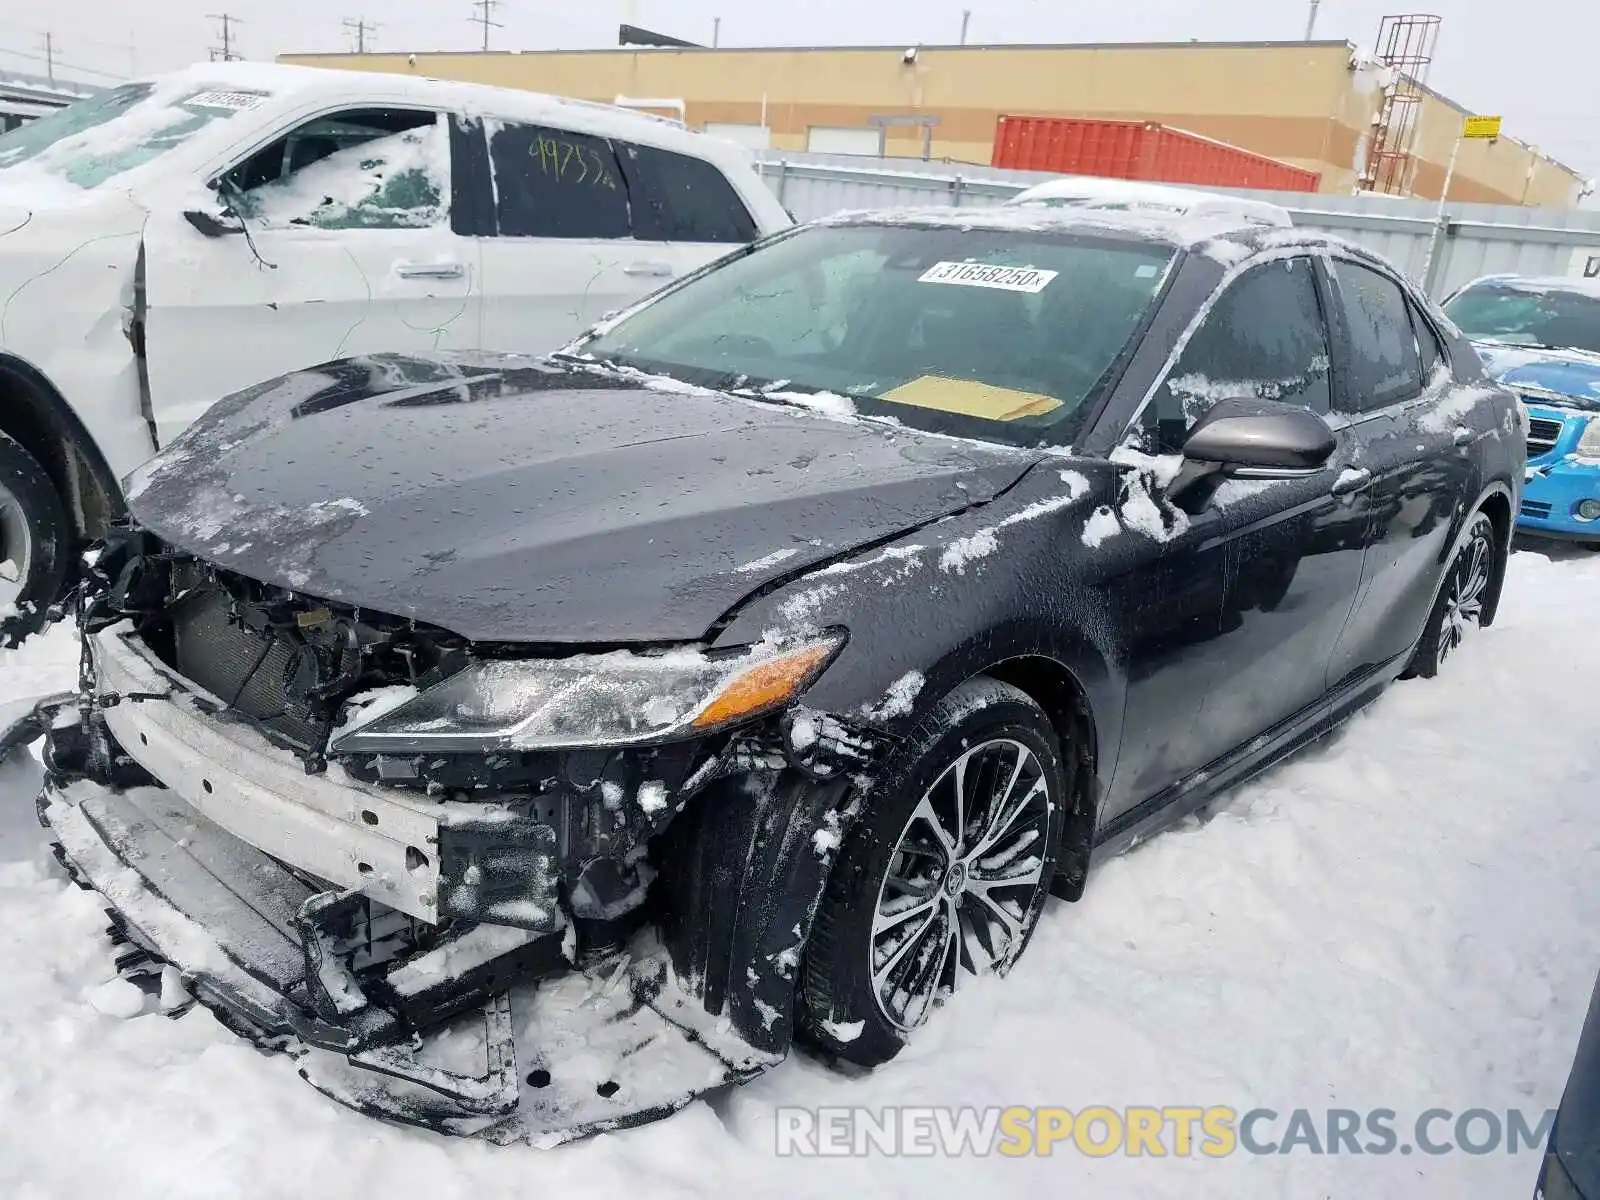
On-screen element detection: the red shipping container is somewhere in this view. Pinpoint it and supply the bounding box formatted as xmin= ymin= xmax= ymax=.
xmin=991 ymin=115 xmax=1321 ymax=193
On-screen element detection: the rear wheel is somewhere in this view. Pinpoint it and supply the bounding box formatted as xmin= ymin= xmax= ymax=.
xmin=800 ymin=677 xmax=1065 ymax=1068
xmin=1406 ymin=509 xmax=1496 ymax=679
xmin=0 ymin=430 xmax=70 ymax=647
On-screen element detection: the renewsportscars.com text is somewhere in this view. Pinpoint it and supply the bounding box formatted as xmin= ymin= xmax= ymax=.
xmin=774 ymin=1105 xmax=1556 ymax=1158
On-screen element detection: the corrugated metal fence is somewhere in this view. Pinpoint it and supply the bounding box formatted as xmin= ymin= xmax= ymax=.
xmin=755 ymin=151 xmax=1600 ymax=299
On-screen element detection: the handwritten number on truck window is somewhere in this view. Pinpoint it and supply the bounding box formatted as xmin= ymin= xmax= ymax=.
xmin=532 ymin=135 xmax=617 ymax=189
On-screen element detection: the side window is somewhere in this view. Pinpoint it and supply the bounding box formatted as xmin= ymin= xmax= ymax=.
xmin=1334 ymin=261 xmax=1423 ymax=410
xmin=1138 ymin=257 xmax=1332 ymax=454
xmin=221 ymin=109 xmax=448 ymax=230
xmin=485 ymin=121 xmax=630 ymax=239
xmin=1410 ymin=300 xmax=1446 ymax=381
xmin=619 ymin=142 xmax=758 ymax=244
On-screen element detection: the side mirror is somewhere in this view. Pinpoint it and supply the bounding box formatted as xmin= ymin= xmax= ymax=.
xmin=1164 ymin=397 xmax=1335 ymax=506
xmin=1182 ymin=397 xmax=1335 ymax=473
xmin=183 ymin=207 xmax=244 ymax=238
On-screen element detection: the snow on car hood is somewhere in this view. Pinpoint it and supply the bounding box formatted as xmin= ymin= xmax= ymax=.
xmin=125 ymin=352 xmax=1039 ymax=643
xmin=1474 ymin=341 xmax=1600 ymax=411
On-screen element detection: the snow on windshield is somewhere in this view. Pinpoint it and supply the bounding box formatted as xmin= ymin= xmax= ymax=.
xmin=0 ymin=80 xmax=269 ymax=191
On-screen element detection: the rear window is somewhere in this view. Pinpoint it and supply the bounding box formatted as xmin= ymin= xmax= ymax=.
xmin=0 ymin=81 xmax=269 ymax=188
xmin=620 ymin=142 xmax=756 ymax=243
xmin=581 ymin=223 xmax=1176 ymax=447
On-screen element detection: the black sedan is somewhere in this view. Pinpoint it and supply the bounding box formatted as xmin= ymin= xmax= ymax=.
xmin=27 ymin=206 xmax=1524 ymax=1142
xmin=1540 ymin=969 xmax=1600 ymax=1198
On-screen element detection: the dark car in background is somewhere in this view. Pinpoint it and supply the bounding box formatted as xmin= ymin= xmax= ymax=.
xmin=1539 ymin=969 xmax=1600 ymax=1198
xmin=26 ymin=206 xmax=1523 ymax=1144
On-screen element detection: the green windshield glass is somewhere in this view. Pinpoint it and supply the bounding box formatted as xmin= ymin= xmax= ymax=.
xmin=582 ymin=223 xmax=1175 ymax=448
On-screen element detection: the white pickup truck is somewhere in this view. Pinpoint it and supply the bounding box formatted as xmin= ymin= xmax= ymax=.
xmin=0 ymin=62 xmax=791 ymax=640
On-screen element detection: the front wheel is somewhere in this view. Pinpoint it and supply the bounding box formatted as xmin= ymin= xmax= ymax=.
xmin=1405 ymin=509 xmax=1497 ymax=679
xmin=0 ymin=431 xmax=70 ymax=647
xmin=800 ymin=677 xmax=1066 ymax=1068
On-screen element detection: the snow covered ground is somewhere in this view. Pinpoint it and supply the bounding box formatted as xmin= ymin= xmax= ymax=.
xmin=0 ymin=545 xmax=1595 ymax=1199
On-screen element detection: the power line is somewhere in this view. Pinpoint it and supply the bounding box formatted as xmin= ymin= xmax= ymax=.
xmin=469 ymin=0 xmax=503 ymax=51
xmin=206 ymin=13 xmax=242 ymax=62
xmin=0 ymin=44 xmax=125 ymax=82
xmin=342 ymin=16 xmax=378 ymax=54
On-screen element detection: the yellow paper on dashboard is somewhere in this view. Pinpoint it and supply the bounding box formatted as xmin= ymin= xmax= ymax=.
xmin=879 ymin=376 xmax=1062 ymax=421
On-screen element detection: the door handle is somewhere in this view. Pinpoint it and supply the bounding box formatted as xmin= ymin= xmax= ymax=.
xmin=623 ymin=261 xmax=674 ymax=278
xmin=1330 ymin=467 xmax=1372 ymax=496
xmin=396 ymin=261 xmax=465 ymax=280
xmin=1452 ymin=426 xmax=1474 ymax=447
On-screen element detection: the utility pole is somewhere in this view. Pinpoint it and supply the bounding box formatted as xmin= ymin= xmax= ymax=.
xmin=960 ymin=9 xmax=972 ymax=45
xmin=342 ymin=16 xmax=377 ymax=53
xmin=712 ymin=16 xmax=721 ymax=48
xmin=40 ymin=32 xmax=55 ymax=83
xmin=1304 ymin=0 xmax=1320 ymax=40
xmin=207 ymin=13 xmax=242 ymax=61
xmin=469 ymin=0 xmax=502 ymax=51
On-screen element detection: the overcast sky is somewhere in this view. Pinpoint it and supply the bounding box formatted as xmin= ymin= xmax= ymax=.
xmin=2 ymin=0 xmax=1595 ymax=180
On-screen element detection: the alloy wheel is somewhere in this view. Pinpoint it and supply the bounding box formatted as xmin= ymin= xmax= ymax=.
xmin=1437 ymin=523 xmax=1492 ymax=664
xmin=870 ymin=737 xmax=1053 ymax=1032
xmin=0 ymin=481 xmax=32 ymax=610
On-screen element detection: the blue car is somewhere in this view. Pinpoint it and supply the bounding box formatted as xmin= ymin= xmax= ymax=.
xmin=1442 ymin=275 xmax=1600 ymax=547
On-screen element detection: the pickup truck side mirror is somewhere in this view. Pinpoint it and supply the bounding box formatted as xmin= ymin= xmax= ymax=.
xmin=1167 ymin=396 xmax=1336 ymax=503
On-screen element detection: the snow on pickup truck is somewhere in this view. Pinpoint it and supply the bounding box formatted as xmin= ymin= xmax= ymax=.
xmin=0 ymin=62 xmax=791 ymax=642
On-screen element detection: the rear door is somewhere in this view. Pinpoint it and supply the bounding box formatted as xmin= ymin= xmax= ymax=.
xmin=141 ymin=106 xmax=481 ymax=446
xmin=1099 ymin=254 xmax=1376 ymax=825
xmin=1322 ymin=256 xmax=1477 ymax=687
xmin=473 ymin=122 xmax=763 ymax=356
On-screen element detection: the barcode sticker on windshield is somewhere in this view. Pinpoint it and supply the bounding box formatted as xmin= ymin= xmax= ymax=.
xmin=918 ymin=261 xmax=1058 ymax=293
xmin=183 ymin=89 xmax=270 ymax=111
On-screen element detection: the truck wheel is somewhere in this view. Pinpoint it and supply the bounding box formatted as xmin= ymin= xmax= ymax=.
xmin=800 ymin=677 xmax=1065 ymax=1069
xmin=0 ymin=430 xmax=70 ymax=647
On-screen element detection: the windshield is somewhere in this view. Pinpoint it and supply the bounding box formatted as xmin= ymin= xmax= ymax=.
xmin=0 ymin=81 xmax=269 ymax=189
xmin=581 ymin=223 xmax=1175 ymax=447
xmin=1443 ymin=282 xmax=1600 ymax=356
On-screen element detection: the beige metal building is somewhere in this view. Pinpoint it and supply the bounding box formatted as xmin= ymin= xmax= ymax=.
xmin=279 ymin=40 xmax=1589 ymax=207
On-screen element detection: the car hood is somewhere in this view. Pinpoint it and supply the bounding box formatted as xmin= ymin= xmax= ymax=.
xmin=1472 ymin=341 xmax=1600 ymax=411
xmin=126 ymin=353 xmax=1039 ymax=643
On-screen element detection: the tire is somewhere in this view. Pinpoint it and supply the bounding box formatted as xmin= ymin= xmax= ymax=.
xmin=1405 ymin=509 xmax=1497 ymax=680
xmin=799 ymin=676 xmax=1066 ymax=1069
xmin=0 ymin=430 xmax=70 ymax=647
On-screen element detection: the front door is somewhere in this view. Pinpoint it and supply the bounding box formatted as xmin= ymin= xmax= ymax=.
xmin=141 ymin=107 xmax=480 ymax=447
xmin=1099 ymin=255 xmax=1375 ymax=828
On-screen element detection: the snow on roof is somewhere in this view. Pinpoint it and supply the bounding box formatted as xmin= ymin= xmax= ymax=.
xmin=1459 ymin=273 xmax=1600 ymax=299
xmin=817 ymin=201 xmax=1296 ymax=254
xmin=1006 ymin=176 xmax=1293 ymax=229
xmin=131 ymin=61 xmax=728 ymax=153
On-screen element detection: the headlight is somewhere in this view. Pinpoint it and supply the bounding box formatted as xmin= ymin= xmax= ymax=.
xmin=1576 ymin=417 xmax=1600 ymax=461
xmin=328 ymin=633 xmax=844 ymax=755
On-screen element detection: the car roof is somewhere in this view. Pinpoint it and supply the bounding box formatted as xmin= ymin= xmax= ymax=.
xmin=1454 ymin=273 xmax=1600 ymax=299
xmin=815 ymin=203 xmax=1340 ymax=264
xmin=1006 ymin=176 xmax=1294 ymax=229
xmin=129 ymin=61 xmax=728 ymax=159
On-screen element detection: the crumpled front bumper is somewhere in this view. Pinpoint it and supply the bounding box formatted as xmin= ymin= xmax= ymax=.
xmin=36 ymin=626 xmax=782 ymax=1144
xmin=1519 ymin=459 xmax=1600 ymax=542
xmin=39 ymin=771 xmax=777 ymax=1144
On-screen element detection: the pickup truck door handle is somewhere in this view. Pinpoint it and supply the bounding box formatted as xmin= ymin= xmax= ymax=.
xmin=395 ymin=261 xmax=465 ymax=280
xmin=624 ymin=261 xmax=674 ymax=278
xmin=1330 ymin=467 xmax=1372 ymax=496
xmin=1452 ymin=427 xmax=1475 ymax=447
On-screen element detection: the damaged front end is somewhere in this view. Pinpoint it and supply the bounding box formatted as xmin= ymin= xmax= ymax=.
xmin=37 ymin=527 xmax=883 ymax=1144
